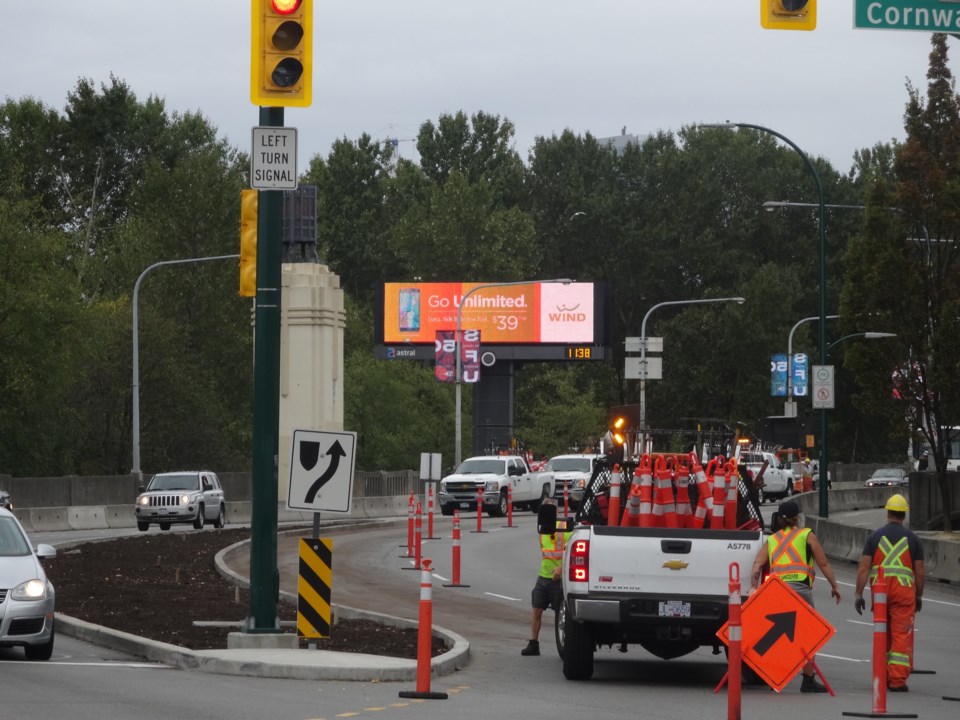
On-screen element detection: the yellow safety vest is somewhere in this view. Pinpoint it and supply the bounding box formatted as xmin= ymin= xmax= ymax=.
xmin=539 ymin=533 xmax=567 ymax=579
xmin=869 ymin=536 xmax=915 ymax=587
xmin=767 ymin=527 xmax=812 ymax=584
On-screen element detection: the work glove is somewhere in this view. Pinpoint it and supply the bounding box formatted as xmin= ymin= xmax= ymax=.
xmin=854 ymin=596 xmax=866 ymax=615
xmin=916 ymin=596 xmax=922 ymax=612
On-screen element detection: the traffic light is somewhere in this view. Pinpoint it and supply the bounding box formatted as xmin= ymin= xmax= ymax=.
xmin=251 ymin=0 xmax=313 ymax=107
xmin=610 ymin=416 xmax=627 ymax=447
xmin=240 ymin=189 xmax=258 ymax=297
xmin=761 ymin=0 xmax=816 ymax=31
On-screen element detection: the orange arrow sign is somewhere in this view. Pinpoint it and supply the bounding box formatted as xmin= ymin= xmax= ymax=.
xmin=718 ymin=575 xmax=835 ymax=692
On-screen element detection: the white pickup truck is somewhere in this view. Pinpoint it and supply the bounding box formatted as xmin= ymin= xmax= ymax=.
xmin=738 ymin=450 xmax=793 ymax=502
xmin=543 ymin=457 xmax=763 ymax=680
xmin=438 ymin=455 xmax=554 ymax=517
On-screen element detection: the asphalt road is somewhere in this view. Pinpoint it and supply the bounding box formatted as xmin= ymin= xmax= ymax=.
xmin=5 ymin=509 xmax=960 ymax=720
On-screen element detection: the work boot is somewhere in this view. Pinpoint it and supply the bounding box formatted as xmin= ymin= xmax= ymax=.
xmin=520 ymin=639 xmax=540 ymax=656
xmin=800 ymin=674 xmax=827 ymax=693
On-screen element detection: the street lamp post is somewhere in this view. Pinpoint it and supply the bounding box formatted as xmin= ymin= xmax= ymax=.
xmin=454 ymin=279 xmax=572 ymax=467
xmin=132 ymin=254 xmax=239 ymax=483
xmin=638 ymin=297 xmax=745 ymax=453
xmin=785 ymin=315 xmax=839 ymax=417
xmin=706 ymin=122 xmax=829 ymax=515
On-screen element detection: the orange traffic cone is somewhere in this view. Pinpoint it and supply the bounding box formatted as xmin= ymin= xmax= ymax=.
xmin=689 ymin=452 xmax=711 ymax=529
xmin=651 ymin=455 xmax=679 ymax=528
xmin=710 ymin=458 xmax=727 ymax=529
xmin=621 ymin=465 xmax=644 ymax=527
xmin=674 ymin=456 xmax=693 ymax=528
xmin=724 ymin=460 xmax=740 ymax=530
xmin=607 ymin=464 xmax=622 ymax=527
xmin=633 ymin=455 xmax=655 ymax=527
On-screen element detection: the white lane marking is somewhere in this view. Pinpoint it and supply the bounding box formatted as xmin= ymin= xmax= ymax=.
xmin=484 ymin=592 xmax=522 ymax=602
xmin=818 ymin=653 xmax=869 ymax=663
xmin=432 ymin=573 xmax=450 ymax=582
xmin=846 ymin=619 xmax=873 ymax=626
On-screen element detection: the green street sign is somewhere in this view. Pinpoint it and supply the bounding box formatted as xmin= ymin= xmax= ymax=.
xmin=855 ymin=0 xmax=960 ymax=31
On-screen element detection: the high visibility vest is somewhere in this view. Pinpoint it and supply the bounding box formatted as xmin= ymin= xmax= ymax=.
xmin=767 ymin=527 xmax=812 ymax=584
xmin=539 ymin=532 xmax=567 ymax=579
xmin=870 ymin=536 xmax=915 ymax=588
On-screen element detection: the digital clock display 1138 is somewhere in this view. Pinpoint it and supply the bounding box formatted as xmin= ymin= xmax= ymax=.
xmin=565 ymin=346 xmax=593 ymax=360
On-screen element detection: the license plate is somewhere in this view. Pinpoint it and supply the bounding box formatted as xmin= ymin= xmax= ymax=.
xmin=658 ymin=601 xmax=691 ymax=618
xmin=459 ymin=502 xmax=471 ymax=509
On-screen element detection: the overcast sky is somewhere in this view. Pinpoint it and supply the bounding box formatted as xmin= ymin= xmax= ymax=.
xmin=2 ymin=2 xmax=943 ymax=174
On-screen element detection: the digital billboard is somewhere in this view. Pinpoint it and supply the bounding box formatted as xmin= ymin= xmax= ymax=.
xmin=375 ymin=281 xmax=610 ymax=362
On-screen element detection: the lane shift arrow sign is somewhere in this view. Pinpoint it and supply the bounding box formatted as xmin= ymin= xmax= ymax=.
xmin=304 ymin=440 xmax=347 ymax=503
xmin=753 ymin=611 xmax=796 ymax=656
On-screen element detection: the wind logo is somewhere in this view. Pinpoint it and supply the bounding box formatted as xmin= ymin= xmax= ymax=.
xmin=548 ymin=303 xmax=586 ymax=322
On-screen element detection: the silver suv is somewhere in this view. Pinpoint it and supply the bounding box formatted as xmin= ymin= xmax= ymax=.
xmin=134 ymin=471 xmax=225 ymax=532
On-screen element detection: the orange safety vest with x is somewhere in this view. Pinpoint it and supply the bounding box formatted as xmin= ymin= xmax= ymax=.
xmin=538 ymin=532 xmax=568 ymax=579
xmin=767 ymin=527 xmax=813 ymax=585
xmin=869 ymin=536 xmax=915 ymax=588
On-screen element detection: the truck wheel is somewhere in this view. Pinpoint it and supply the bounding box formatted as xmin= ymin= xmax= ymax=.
xmin=488 ymin=489 xmax=508 ymax=518
xmin=440 ymin=504 xmax=454 ymax=517
xmin=554 ymin=599 xmax=568 ymax=658
xmin=193 ymin=505 xmax=205 ymax=529
xmin=530 ymin=485 xmax=549 ymax=514
xmin=137 ymin=521 xmax=149 ymax=532
xmin=562 ymin=613 xmax=595 ymax=680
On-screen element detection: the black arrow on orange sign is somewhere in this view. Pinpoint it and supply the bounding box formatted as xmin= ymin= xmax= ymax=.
xmin=754 ymin=611 xmax=797 ymax=656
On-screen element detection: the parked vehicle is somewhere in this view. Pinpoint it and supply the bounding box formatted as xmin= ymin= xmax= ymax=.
xmin=134 ymin=471 xmax=226 ymax=531
xmin=542 ymin=455 xmax=763 ymax=680
xmin=0 ymin=489 xmax=11 ymax=510
xmin=438 ymin=455 xmax=554 ymax=517
xmin=544 ymin=454 xmax=602 ymax=509
xmin=738 ymin=450 xmax=793 ymax=502
xmin=865 ymin=467 xmax=909 ymax=487
xmin=0 ymin=507 xmax=56 ymax=660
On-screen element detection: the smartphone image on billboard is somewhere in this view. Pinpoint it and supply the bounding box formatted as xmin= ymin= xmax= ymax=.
xmin=399 ymin=288 xmax=420 ymax=332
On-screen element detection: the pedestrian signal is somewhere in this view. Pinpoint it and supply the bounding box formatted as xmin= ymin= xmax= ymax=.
xmin=760 ymin=0 xmax=816 ymax=31
xmin=251 ymin=0 xmax=313 ymax=107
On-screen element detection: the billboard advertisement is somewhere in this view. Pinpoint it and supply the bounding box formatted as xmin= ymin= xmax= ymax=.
xmin=383 ymin=282 xmax=595 ymax=345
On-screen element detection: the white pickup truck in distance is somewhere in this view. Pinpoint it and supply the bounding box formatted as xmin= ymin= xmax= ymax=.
xmin=739 ymin=450 xmax=793 ymax=502
xmin=542 ymin=456 xmax=763 ymax=680
xmin=544 ymin=454 xmax=602 ymax=509
xmin=438 ymin=455 xmax=554 ymax=517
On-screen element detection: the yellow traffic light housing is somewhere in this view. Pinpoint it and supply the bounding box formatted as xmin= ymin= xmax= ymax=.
xmin=251 ymin=0 xmax=313 ymax=107
xmin=240 ymin=189 xmax=258 ymax=297
xmin=761 ymin=0 xmax=816 ymax=31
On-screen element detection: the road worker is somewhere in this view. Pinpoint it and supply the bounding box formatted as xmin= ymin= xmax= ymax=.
xmin=854 ymin=493 xmax=925 ymax=692
xmin=522 ymin=499 xmax=569 ymax=656
xmin=750 ymin=499 xmax=841 ymax=693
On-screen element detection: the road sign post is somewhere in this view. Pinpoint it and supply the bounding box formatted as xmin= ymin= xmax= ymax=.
xmin=812 ymin=365 xmax=835 ymax=409
xmin=718 ymin=575 xmax=835 ymax=693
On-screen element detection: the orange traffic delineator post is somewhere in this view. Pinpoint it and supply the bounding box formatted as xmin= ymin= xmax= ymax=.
xmin=403 ymin=501 xmax=424 ymax=570
xmin=443 ymin=510 xmax=470 ymax=588
xmin=470 ymin=486 xmax=487 ymax=534
xmin=399 ymin=492 xmax=415 ymax=554
xmin=504 ymin=485 xmax=516 ymax=528
xmin=843 ymin=568 xmax=917 ymax=718
xmin=607 ymin=464 xmax=621 ymax=527
xmin=713 ymin=562 xmax=742 ymax=720
xmin=563 ymin=483 xmax=570 ymax=520
xmin=425 ymin=483 xmax=439 ymax=540
xmin=674 ymin=458 xmax=692 ymax=529
xmin=634 ymin=455 xmax=655 ymax=527
xmin=399 ymin=558 xmax=448 ymax=700
xmin=711 ymin=461 xmax=727 ymax=529
xmin=689 ymin=453 xmax=710 ymax=529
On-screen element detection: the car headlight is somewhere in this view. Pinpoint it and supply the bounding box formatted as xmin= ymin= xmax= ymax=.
xmin=484 ymin=481 xmax=499 ymax=492
xmin=137 ymin=495 xmax=149 ymax=506
xmin=12 ymin=578 xmax=47 ymax=601
xmin=180 ymin=494 xmax=195 ymax=505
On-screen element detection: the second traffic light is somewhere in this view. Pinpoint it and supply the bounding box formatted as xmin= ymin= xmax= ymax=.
xmin=760 ymin=0 xmax=816 ymax=31
xmin=251 ymin=0 xmax=313 ymax=107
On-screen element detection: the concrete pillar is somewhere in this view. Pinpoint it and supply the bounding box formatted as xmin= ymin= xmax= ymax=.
xmin=277 ymin=263 xmax=345 ymax=502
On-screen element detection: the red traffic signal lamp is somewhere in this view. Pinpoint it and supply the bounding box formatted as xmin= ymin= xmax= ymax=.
xmin=760 ymin=0 xmax=816 ymax=31
xmin=251 ymin=0 xmax=313 ymax=107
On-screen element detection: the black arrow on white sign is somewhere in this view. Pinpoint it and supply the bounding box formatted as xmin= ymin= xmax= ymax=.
xmin=304 ymin=440 xmax=347 ymax=504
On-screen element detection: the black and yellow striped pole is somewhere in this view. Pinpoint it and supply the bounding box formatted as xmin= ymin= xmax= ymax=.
xmin=297 ymin=538 xmax=333 ymax=638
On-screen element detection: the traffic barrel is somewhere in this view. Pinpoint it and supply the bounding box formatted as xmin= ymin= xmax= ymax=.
xmin=398 ymin=558 xmax=448 ymax=700
xmin=607 ymin=464 xmax=621 ymax=527
xmin=443 ymin=511 xmax=470 ymax=588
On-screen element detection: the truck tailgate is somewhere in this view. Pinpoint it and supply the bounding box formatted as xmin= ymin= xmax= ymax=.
xmin=585 ymin=526 xmax=760 ymax=595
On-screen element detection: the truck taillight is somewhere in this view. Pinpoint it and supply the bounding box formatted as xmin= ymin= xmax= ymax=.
xmin=569 ymin=538 xmax=589 ymax=582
